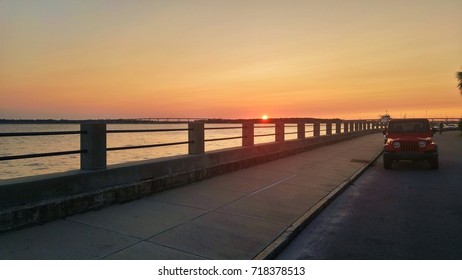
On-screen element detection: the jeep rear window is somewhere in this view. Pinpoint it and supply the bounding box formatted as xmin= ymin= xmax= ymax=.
xmin=388 ymin=121 xmax=430 ymax=133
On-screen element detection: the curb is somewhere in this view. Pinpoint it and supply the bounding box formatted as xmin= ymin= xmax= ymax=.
xmin=253 ymin=149 xmax=384 ymax=260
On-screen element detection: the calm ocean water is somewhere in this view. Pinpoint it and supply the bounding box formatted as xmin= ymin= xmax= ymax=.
xmin=0 ymin=123 xmax=308 ymax=180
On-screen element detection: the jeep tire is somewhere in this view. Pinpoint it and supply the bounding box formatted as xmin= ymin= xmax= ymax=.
xmin=430 ymin=157 xmax=439 ymax=170
xmin=383 ymin=156 xmax=392 ymax=169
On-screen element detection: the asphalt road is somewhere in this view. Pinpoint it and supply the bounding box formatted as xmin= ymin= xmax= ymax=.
xmin=277 ymin=131 xmax=462 ymax=260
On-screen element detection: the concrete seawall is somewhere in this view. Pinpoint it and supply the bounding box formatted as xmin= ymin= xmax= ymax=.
xmin=0 ymin=129 xmax=378 ymax=232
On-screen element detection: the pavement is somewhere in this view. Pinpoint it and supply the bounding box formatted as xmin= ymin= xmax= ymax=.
xmin=0 ymin=133 xmax=383 ymax=260
xmin=277 ymin=131 xmax=462 ymax=260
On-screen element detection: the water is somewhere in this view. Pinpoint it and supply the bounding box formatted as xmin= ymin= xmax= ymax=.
xmin=0 ymin=123 xmax=308 ymax=180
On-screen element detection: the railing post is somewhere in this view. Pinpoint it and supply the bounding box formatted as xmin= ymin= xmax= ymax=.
xmin=326 ymin=122 xmax=332 ymax=135
xmin=297 ymin=122 xmax=305 ymax=139
xmin=344 ymin=122 xmax=349 ymax=133
xmin=335 ymin=122 xmax=341 ymax=134
xmin=242 ymin=122 xmax=254 ymax=146
xmin=188 ymin=122 xmax=205 ymax=154
xmin=350 ymin=122 xmax=355 ymax=132
xmin=81 ymin=123 xmax=107 ymax=170
xmin=313 ymin=122 xmax=320 ymax=137
xmin=275 ymin=122 xmax=284 ymax=142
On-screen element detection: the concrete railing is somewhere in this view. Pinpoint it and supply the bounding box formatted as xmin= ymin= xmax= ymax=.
xmin=0 ymin=119 xmax=383 ymax=232
xmin=1 ymin=120 xmax=385 ymax=171
xmin=79 ymin=120 xmax=384 ymax=170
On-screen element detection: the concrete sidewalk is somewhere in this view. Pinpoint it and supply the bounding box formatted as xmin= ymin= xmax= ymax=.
xmin=0 ymin=133 xmax=383 ymax=260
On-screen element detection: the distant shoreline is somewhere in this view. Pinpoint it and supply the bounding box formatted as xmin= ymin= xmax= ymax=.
xmin=0 ymin=117 xmax=339 ymax=124
xmin=0 ymin=119 xmax=193 ymax=124
xmin=2 ymin=117 xmax=459 ymax=125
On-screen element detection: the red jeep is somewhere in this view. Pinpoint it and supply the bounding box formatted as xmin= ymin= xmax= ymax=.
xmin=383 ymin=118 xmax=438 ymax=169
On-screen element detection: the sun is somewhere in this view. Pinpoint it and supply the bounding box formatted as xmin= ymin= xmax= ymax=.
xmin=261 ymin=115 xmax=268 ymax=120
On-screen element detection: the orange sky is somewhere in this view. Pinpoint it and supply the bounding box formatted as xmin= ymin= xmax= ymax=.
xmin=1 ymin=0 xmax=461 ymax=120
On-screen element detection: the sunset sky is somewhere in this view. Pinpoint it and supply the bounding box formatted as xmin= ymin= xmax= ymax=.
xmin=1 ymin=0 xmax=461 ymax=120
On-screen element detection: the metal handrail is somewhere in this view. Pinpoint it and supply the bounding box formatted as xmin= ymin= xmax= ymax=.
xmin=0 ymin=131 xmax=83 ymax=137
xmin=0 ymin=149 xmax=86 ymax=161
xmin=255 ymin=125 xmax=275 ymax=128
xmin=107 ymin=141 xmax=192 ymax=152
xmin=254 ymin=133 xmax=276 ymax=138
xmin=204 ymin=126 xmax=242 ymax=130
xmin=107 ymin=128 xmax=190 ymax=134
xmin=0 ymin=129 xmax=190 ymax=161
xmin=285 ymin=132 xmax=298 ymax=135
xmin=0 ymin=127 xmax=193 ymax=161
xmin=204 ymin=136 xmax=243 ymax=142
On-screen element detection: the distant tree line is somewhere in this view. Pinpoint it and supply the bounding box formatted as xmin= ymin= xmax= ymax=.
xmin=0 ymin=119 xmax=182 ymax=124
xmin=1 ymin=117 xmax=345 ymax=124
